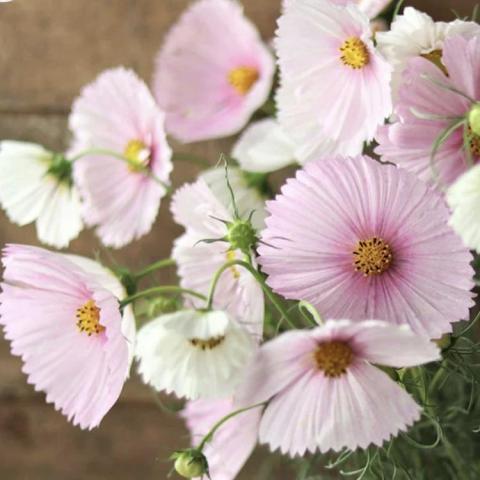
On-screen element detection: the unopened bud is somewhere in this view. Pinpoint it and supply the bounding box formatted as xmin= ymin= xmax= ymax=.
xmin=227 ymin=219 xmax=257 ymax=254
xmin=172 ymin=449 xmax=209 ymax=479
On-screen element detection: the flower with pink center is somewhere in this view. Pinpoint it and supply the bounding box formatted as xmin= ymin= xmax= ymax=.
xmin=70 ymin=67 xmax=173 ymax=248
xmin=258 ymin=155 xmax=474 ymax=339
xmin=171 ymin=177 xmax=264 ymax=340
xmin=237 ymin=320 xmax=440 ymax=456
xmin=276 ymin=0 xmax=392 ymax=162
xmin=0 ymin=245 xmax=135 ymax=429
xmin=376 ymin=35 xmax=480 ymax=188
xmin=153 ymin=0 xmax=275 ymax=143
xmin=181 ymin=398 xmax=261 ymax=480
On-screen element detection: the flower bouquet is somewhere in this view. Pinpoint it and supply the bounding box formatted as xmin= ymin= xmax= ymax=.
xmin=1 ymin=0 xmax=480 ymax=478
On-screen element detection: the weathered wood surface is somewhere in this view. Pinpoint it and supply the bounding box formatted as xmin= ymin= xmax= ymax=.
xmin=0 ymin=0 xmax=476 ymax=478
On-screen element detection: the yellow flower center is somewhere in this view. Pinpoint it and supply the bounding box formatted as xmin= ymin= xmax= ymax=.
xmin=466 ymin=125 xmax=480 ymax=158
xmin=353 ymin=236 xmax=393 ymax=276
xmin=314 ymin=341 xmax=353 ymax=377
xmin=76 ymin=299 xmax=104 ymax=336
xmin=226 ymin=250 xmax=241 ymax=279
xmin=190 ymin=336 xmax=225 ymax=350
xmin=228 ymin=66 xmax=259 ymax=95
xmin=340 ymin=37 xmax=370 ymax=69
xmin=421 ymin=49 xmax=448 ymax=76
xmin=124 ymin=139 xmax=150 ymax=171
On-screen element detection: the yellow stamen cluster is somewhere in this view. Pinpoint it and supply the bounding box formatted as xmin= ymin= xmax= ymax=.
xmin=421 ymin=49 xmax=448 ymax=76
xmin=314 ymin=341 xmax=353 ymax=378
xmin=353 ymin=236 xmax=393 ymax=276
xmin=228 ymin=66 xmax=259 ymax=95
xmin=340 ymin=37 xmax=370 ymax=69
xmin=124 ymin=139 xmax=150 ymax=171
xmin=466 ymin=125 xmax=480 ymax=158
xmin=190 ymin=336 xmax=225 ymax=350
xmin=76 ymin=299 xmax=104 ymax=336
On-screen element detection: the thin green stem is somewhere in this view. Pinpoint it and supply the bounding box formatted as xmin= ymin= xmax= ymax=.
xmin=120 ymin=286 xmax=206 ymax=307
xmin=455 ymin=310 xmax=480 ymax=338
xmin=197 ymin=403 xmax=265 ymax=451
xmin=206 ymin=259 xmax=296 ymax=328
xmin=134 ymin=258 xmax=176 ymax=280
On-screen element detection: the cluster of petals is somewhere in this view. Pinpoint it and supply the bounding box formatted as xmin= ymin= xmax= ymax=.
xmin=135 ymin=309 xmax=255 ymax=400
xmin=70 ymin=67 xmax=173 ymax=248
xmin=171 ymin=176 xmax=265 ymax=340
xmin=376 ymin=34 xmax=480 ymax=188
xmin=276 ymin=0 xmax=392 ymax=161
xmin=237 ymin=319 xmax=440 ymax=456
xmin=181 ymin=397 xmax=261 ymax=480
xmin=153 ymin=0 xmax=275 ymax=143
xmin=258 ymin=155 xmax=474 ymax=339
xmin=0 ymin=142 xmax=83 ymax=248
xmin=0 ymin=245 xmax=135 ymax=429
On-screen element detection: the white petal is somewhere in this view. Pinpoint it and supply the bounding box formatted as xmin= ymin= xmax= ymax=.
xmin=231 ymin=119 xmax=296 ymax=173
xmin=36 ymin=183 xmax=83 ymax=248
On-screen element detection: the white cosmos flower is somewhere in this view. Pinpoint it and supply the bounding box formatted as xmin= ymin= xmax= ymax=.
xmin=376 ymin=7 xmax=480 ymax=96
xmin=0 ymin=141 xmax=83 ymax=248
xmin=447 ymin=164 xmax=480 ymax=253
xmin=135 ymin=310 xmax=256 ymax=400
xmin=231 ymin=119 xmax=296 ymax=173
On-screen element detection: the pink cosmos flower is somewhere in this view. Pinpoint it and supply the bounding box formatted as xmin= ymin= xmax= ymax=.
xmin=376 ymin=35 xmax=480 ymax=188
xmin=237 ymin=320 xmax=440 ymax=456
xmin=276 ymin=0 xmax=392 ymax=161
xmin=0 ymin=245 xmax=134 ymax=429
xmin=70 ymin=67 xmax=173 ymax=248
xmin=258 ymin=155 xmax=474 ymax=339
xmin=153 ymin=0 xmax=275 ymax=143
xmin=181 ymin=398 xmax=261 ymax=480
xmin=171 ymin=178 xmax=264 ymax=340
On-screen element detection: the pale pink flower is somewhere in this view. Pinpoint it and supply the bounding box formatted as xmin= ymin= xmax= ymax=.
xmin=181 ymin=398 xmax=261 ymax=480
xmin=153 ymin=0 xmax=275 ymax=143
xmin=258 ymin=155 xmax=474 ymax=339
xmin=0 ymin=245 xmax=134 ymax=429
xmin=171 ymin=178 xmax=264 ymax=340
xmin=276 ymin=0 xmax=392 ymax=162
xmin=376 ymin=35 xmax=480 ymax=188
xmin=237 ymin=320 xmax=440 ymax=456
xmin=70 ymin=67 xmax=172 ymax=248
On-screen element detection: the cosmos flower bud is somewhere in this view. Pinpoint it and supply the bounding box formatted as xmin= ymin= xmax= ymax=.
xmin=172 ymin=449 xmax=209 ymax=479
xmin=468 ymin=103 xmax=480 ymax=136
xmin=226 ymin=218 xmax=257 ymax=254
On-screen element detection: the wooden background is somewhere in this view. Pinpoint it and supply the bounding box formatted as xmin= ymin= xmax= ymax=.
xmin=0 ymin=1 xmax=476 ymax=479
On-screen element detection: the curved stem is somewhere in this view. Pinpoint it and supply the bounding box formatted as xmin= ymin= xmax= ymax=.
xmin=69 ymin=148 xmax=172 ymax=192
xmin=206 ymin=259 xmax=296 ymax=329
xmin=197 ymin=403 xmax=265 ymax=452
xmin=134 ymin=258 xmax=176 ymax=280
xmin=120 ymin=286 xmax=206 ymax=307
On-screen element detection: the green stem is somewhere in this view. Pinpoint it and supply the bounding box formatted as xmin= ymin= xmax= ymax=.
xmin=197 ymin=403 xmax=264 ymax=452
xmin=120 ymin=286 xmax=206 ymax=307
xmin=454 ymin=310 xmax=480 ymax=338
xmin=134 ymin=258 xmax=176 ymax=280
xmin=69 ymin=148 xmax=172 ymax=192
xmin=206 ymin=259 xmax=296 ymax=329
